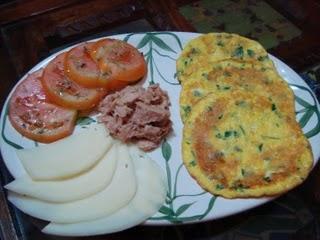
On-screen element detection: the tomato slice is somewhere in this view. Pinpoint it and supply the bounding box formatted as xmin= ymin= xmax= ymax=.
xmin=90 ymin=39 xmax=147 ymax=85
xmin=9 ymin=69 xmax=77 ymax=143
xmin=64 ymin=43 xmax=101 ymax=88
xmin=42 ymin=52 xmax=106 ymax=110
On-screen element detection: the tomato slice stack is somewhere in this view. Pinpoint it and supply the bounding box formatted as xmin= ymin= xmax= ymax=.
xmin=8 ymin=38 xmax=147 ymax=143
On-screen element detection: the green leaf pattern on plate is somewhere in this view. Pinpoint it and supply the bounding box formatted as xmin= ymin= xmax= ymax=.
xmin=76 ymin=116 xmax=96 ymax=126
xmin=162 ymin=139 xmax=172 ymax=162
xmin=124 ymin=32 xmax=181 ymax=85
xmin=1 ymin=103 xmax=23 ymax=149
xmin=150 ymin=139 xmax=216 ymax=223
xmin=291 ymin=83 xmax=320 ymax=138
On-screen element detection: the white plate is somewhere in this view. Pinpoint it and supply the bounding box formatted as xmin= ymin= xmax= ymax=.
xmin=1 ymin=32 xmax=320 ymax=225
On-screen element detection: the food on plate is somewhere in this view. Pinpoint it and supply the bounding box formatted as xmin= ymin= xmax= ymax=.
xmin=64 ymin=43 xmax=101 ymax=88
xmin=5 ymin=35 xmax=166 ymax=234
xmin=179 ymin=59 xmax=295 ymax=122
xmin=8 ymin=37 xmax=148 ymax=144
xmin=182 ymin=92 xmax=313 ymax=198
xmin=42 ymin=146 xmax=167 ymax=236
xmin=176 ymin=32 xmax=274 ymax=84
xmin=42 ymin=52 xmax=105 ymax=110
xmin=17 ymin=124 xmax=113 ymax=180
xmin=178 ymin=32 xmax=313 ymax=198
xmin=8 ymin=69 xmax=77 ymax=143
xmin=7 ymin=135 xmax=167 ymax=235
xmin=8 ymin=143 xmax=137 ymax=223
xmin=98 ymin=84 xmax=172 ymax=151
xmin=5 ymin=143 xmax=117 ymax=203
xmin=89 ymin=39 xmax=147 ymax=87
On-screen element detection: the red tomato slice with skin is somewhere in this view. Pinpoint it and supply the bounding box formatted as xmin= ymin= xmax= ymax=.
xmin=42 ymin=52 xmax=106 ymax=110
xmin=8 ymin=69 xmax=77 ymax=143
xmin=90 ymin=39 xmax=147 ymax=86
xmin=64 ymin=43 xmax=101 ymax=88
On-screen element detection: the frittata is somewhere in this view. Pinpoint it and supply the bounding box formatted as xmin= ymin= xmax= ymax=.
xmin=182 ymin=92 xmax=313 ymax=198
xmin=179 ymin=33 xmax=314 ymax=198
xmin=176 ymin=33 xmax=274 ymax=84
xmin=179 ymin=59 xmax=295 ymax=122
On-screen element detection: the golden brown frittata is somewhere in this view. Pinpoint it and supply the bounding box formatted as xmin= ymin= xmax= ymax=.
xmin=179 ymin=33 xmax=314 ymax=198
xmin=179 ymin=59 xmax=295 ymax=122
xmin=182 ymin=93 xmax=313 ymax=198
xmin=176 ymin=33 xmax=274 ymax=84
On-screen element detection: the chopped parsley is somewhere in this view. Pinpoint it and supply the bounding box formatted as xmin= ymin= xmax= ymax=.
xmin=38 ymin=129 xmax=45 ymax=134
xmin=189 ymin=160 xmax=197 ymax=167
xmin=193 ymin=89 xmax=202 ymax=97
xmin=234 ymin=146 xmax=243 ymax=152
xmin=261 ymin=135 xmax=280 ymax=140
xmin=258 ymin=144 xmax=263 ymax=152
xmin=202 ymin=72 xmax=209 ymax=80
xmin=263 ymin=176 xmax=271 ymax=182
xmin=216 ymin=84 xmax=231 ymax=90
xmin=215 ymin=151 xmax=224 ymax=158
xmin=231 ymin=183 xmax=249 ymax=192
xmin=206 ymin=106 xmax=213 ymax=112
xmin=216 ymin=130 xmax=240 ymax=139
xmin=233 ymin=46 xmax=244 ymax=58
xmin=182 ymin=105 xmax=191 ymax=116
xmin=216 ymin=133 xmax=223 ymax=139
xmin=223 ymin=71 xmax=232 ymax=77
xmin=224 ymin=131 xmax=233 ymax=138
xmin=216 ymin=184 xmax=225 ymax=190
xmin=247 ymin=49 xmax=255 ymax=57
xmin=190 ymin=47 xmax=200 ymax=55
xmin=271 ymin=103 xmax=277 ymax=111
xmin=258 ymin=55 xmax=269 ymax=61
xmin=184 ymin=57 xmax=193 ymax=66
xmin=239 ymin=125 xmax=246 ymax=135
xmin=235 ymin=100 xmax=246 ymax=107
xmin=217 ymin=40 xmax=225 ymax=47
xmin=191 ymin=150 xmax=196 ymax=158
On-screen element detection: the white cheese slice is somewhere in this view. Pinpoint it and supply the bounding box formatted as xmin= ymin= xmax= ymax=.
xmin=17 ymin=123 xmax=112 ymax=180
xmin=8 ymin=143 xmax=137 ymax=223
xmin=42 ymin=146 xmax=167 ymax=236
xmin=5 ymin=144 xmax=118 ymax=203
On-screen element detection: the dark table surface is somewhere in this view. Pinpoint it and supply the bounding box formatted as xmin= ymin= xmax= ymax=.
xmin=1 ymin=0 xmax=320 ymax=239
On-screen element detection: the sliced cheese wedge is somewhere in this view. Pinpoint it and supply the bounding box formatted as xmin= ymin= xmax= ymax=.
xmin=42 ymin=146 xmax=167 ymax=236
xmin=5 ymin=144 xmax=118 ymax=203
xmin=8 ymin=143 xmax=137 ymax=223
xmin=17 ymin=124 xmax=113 ymax=180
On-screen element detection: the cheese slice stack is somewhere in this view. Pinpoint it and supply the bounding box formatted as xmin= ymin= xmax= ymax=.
xmin=42 ymin=146 xmax=167 ymax=236
xmin=6 ymin=124 xmax=167 ymax=236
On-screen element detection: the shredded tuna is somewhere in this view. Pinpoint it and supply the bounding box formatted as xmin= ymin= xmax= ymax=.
xmin=98 ymin=84 xmax=172 ymax=151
